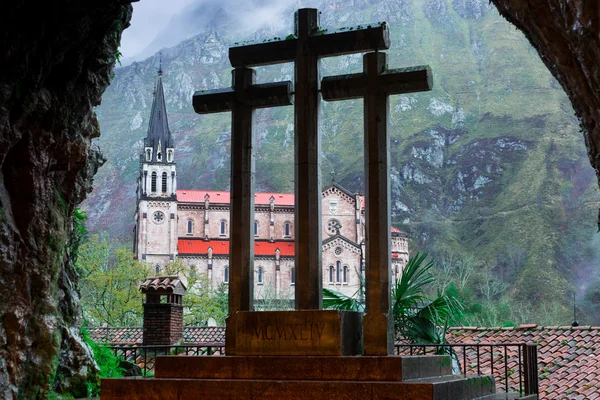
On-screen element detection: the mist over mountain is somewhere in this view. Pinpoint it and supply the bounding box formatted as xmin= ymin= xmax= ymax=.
xmin=122 ymin=0 xmax=302 ymax=64
xmin=88 ymin=0 xmax=600 ymax=324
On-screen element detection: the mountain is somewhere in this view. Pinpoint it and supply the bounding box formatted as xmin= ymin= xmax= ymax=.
xmin=87 ymin=0 xmax=600 ymax=324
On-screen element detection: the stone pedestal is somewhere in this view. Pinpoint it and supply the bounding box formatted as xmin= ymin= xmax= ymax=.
xmin=232 ymin=310 xmax=362 ymax=356
xmin=101 ymin=355 xmax=497 ymax=400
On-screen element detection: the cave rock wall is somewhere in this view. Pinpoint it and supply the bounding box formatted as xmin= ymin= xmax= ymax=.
xmin=0 ymin=2 xmax=132 ymax=398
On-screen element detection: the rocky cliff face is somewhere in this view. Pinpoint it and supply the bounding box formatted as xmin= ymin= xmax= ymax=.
xmin=489 ymin=0 xmax=600 ymax=229
xmin=0 ymin=2 xmax=131 ymax=398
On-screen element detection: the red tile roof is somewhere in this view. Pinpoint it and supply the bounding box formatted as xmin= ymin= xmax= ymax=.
xmin=176 ymin=189 xmax=406 ymax=235
xmin=87 ymin=326 xmax=224 ymax=346
xmin=444 ymin=325 xmax=600 ymax=399
xmin=255 ymin=241 xmax=295 ymax=257
xmin=178 ymin=239 xmax=295 ymax=257
xmin=177 ymin=190 xmax=294 ymax=206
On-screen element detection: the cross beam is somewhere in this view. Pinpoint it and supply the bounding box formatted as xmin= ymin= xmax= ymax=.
xmin=229 ymin=8 xmax=390 ymax=310
xmin=193 ymin=68 xmax=293 ymax=354
xmin=322 ymin=52 xmax=433 ymax=355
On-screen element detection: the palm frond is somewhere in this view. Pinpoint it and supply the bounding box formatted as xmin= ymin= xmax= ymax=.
xmin=392 ymin=252 xmax=434 ymax=319
xmin=323 ymin=288 xmax=364 ymax=312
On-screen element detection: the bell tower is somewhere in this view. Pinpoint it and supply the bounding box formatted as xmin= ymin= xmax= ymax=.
xmin=134 ymin=64 xmax=178 ymax=268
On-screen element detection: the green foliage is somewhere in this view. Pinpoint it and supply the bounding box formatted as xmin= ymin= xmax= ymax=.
xmin=163 ymin=258 xmax=229 ymax=325
xmin=323 ymin=253 xmax=460 ymax=346
xmin=80 ymin=328 xmax=124 ymax=396
xmin=70 ymin=208 xmax=88 ymax=262
xmin=323 ymin=287 xmax=364 ymax=312
xmin=393 ymin=253 xmax=461 ymax=345
xmin=76 ymin=234 xmax=149 ymax=326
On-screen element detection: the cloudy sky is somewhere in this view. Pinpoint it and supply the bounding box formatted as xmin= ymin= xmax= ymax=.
xmin=119 ymin=0 xmax=305 ymax=63
xmin=119 ymin=0 xmax=197 ymax=59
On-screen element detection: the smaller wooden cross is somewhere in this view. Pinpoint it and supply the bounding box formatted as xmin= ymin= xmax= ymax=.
xmin=322 ymin=52 xmax=432 ymax=355
xmin=193 ymin=69 xmax=292 ymax=354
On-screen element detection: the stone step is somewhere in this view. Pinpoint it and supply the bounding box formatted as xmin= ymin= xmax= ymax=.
xmin=101 ymin=374 xmax=495 ymax=400
xmin=154 ymin=355 xmax=453 ymax=382
xmin=474 ymin=394 xmax=538 ymax=400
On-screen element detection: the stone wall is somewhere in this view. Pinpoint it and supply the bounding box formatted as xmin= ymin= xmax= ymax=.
xmin=0 ymin=1 xmax=132 ymax=398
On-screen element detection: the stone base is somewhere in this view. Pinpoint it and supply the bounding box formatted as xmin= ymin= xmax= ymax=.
xmin=229 ymin=310 xmax=363 ymax=356
xmin=102 ymin=374 xmax=495 ymax=400
xmin=101 ymin=355 xmax=497 ymax=400
xmin=154 ymin=355 xmax=453 ymax=381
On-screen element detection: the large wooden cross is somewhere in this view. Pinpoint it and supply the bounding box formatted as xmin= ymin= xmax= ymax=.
xmin=230 ymin=8 xmax=390 ymax=310
xmin=321 ymin=52 xmax=433 ymax=355
xmin=192 ymin=68 xmax=293 ymax=353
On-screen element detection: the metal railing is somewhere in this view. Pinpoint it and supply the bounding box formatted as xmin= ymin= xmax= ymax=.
xmin=110 ymin=344 xmax=224 ymax=376
xmin=109 ymin=341 xmax=538 ymax=397
xmin=395 ymin=343 xmax=539 ymax=396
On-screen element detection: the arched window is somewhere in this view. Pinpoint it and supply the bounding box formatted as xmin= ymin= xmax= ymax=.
xmin=146 ymin=149 xmax=151 ymax=161
xmin=162 ymin=172 xmax=168 ymax=193
xmin=343 ymin=266 xmax=348 ymax=283
xmin=254 ymin=220 xmax=258 ymax=236
xmin=157 ymin=151 xmax=162 ymax=161
xmin=220 ymin=220 xmax=226 ymax=236
xmin=155 ymin=265 xmax=160 ymax=274
xmin=329 ymin=266 xmax=334 ymax=283
xmin=284 ymin=222 xmax=291 ymax=237
xmin=336 ymin=261 xmax=341 ymax=283
xmin=291 ymin=267 xmax=295 ymax=285
xmin=187 ymin=219 xmax=193 ymax=235
xmin=224 ymin=267 xmax=229 ymax=283
xmin=151 ymin=172 xmax=157 ymax=192
xmin=257 ymin=267 xmax=263 ymax=284
xmin=167 ymin=150 xmax=173 ymax=162
xmin=190 ymin=265 xmax=196 ymax=277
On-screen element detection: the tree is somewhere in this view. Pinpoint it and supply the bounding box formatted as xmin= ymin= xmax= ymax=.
xmin=162 ymin=258 xmax=229 ymax=326
xmin=76 ymin=234 xmax=149 ymax=326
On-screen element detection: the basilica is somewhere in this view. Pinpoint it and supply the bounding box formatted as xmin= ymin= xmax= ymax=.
xmin=134 ymin=72 xmax=410 ymax=300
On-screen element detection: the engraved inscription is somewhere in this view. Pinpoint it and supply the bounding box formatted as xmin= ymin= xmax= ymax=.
xmin=248 ymin=323 xmax=326 ymax=341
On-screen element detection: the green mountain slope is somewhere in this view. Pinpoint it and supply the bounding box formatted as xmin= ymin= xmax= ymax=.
xmin=87 ymin=0 xmax=600 ymax=324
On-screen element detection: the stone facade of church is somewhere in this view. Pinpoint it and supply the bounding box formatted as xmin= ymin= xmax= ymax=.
xmin=134 ymin=73 xmax=409 ymax=300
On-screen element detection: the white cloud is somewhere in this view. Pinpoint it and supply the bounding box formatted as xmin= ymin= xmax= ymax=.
xmin=119 ymin=0 xmax=320 ymax=62
xmin=120 ymin=0 xmax=197 ymax=59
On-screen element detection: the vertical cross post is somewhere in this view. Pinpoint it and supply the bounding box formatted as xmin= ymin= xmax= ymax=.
xmin=294 ymin=8 xmax=322 ymax=310
xmin=322 ymin=52 xmax=432 ymax=355
xmin=228 ymin=68 xmax=255 ymax=352
xmin=193 ymin=70 xmax=292 ymax=354
xmin=363 ymin=52 xmax=393 ymax=355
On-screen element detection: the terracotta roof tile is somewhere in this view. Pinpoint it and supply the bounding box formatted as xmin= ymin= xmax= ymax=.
xmin=178 ymin=239 xmax=295 ymax=257
xmin=446 ymin=326 xmax=600 ymax=399
xmin=176 ymin=190 xmax=294 ymax=206
xmin=176 ymin=190 xmax=406 ymax=234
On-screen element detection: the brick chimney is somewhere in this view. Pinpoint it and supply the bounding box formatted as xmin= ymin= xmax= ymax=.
xmin=140 ymin=276 xmax=187 ymax=345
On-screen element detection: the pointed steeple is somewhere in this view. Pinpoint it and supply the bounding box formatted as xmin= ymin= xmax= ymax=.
xmin=144 ymin=65 xmax=173 ymax=163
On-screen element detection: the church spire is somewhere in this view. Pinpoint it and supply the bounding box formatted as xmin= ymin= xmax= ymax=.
xmin=144 ymin=64 xmax=173 ymax=163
